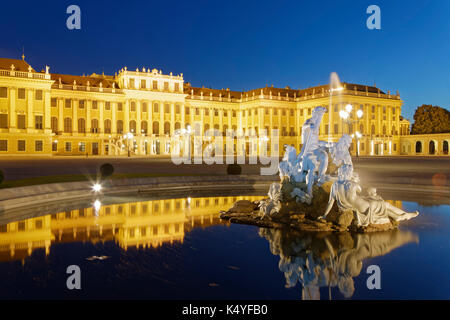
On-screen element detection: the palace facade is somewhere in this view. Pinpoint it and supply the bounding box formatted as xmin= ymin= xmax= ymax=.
xmin=0 ymin=57 xmax=448 ymax=157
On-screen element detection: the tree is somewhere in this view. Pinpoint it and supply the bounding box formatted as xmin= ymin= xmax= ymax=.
xmin=411 ymin=105 xmax=450 ymax=134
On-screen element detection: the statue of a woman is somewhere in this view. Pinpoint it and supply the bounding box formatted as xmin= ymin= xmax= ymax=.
xmin=319 ymin=164 xmax=418 ymax=226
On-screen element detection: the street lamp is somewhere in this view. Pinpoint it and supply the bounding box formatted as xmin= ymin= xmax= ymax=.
xmin=124 ymin=132 xmax=134 ymax=157
xmin=351 ymin=131 xmax=363 ymax=157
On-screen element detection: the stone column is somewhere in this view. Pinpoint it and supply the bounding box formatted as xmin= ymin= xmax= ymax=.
xmin=159 ymin=101 xmax=164 ymax=135
xmin=44 ymin=90 xmax=51 ymax=133
xmin=27 ymin=89 xmax=34 ymax=130
xmin=58 ymin=98 xmax=64 ymax=134
xmin=136 ymin=100 xmax=141 ymax=134
xmin=86 ymin=100 xmax=92 ymax=133
xmin=72 ymin=100 xmax=78 ymax=133
xmin=170 ymin=103 xmax=175 ymax=134
xmin=9 ymin=87 xmax=16 ymax=129
xmin=98 ymin=101 xmax=105 ymax=134
xmin=124 ymin=100 xmax=130 ymax=133
xmin=112 ymin=102 xmax=117 ymax=134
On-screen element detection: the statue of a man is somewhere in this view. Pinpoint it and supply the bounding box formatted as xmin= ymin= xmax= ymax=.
xmin=319 ymin=164 xmax=419 ymax=225
xmin=298 ymin=106 xmax=329 ymax=196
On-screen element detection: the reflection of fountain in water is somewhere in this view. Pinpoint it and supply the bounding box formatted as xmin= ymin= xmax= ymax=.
xmin=259 ymin=228 xmax=418 ymax=300
xmin=329 ymin=72 xmax=343 ymax=143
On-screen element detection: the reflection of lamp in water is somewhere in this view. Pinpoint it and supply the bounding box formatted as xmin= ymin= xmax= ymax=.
xmin=93 ymin=199 xmax=101 ymax=216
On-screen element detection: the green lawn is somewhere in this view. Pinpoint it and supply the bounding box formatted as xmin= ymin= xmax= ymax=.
xmin=0 ymin=172 xmax=208 ymax=189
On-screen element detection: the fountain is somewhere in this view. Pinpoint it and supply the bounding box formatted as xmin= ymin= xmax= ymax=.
xmin=220 ymin=75 xmax=419 ymax=232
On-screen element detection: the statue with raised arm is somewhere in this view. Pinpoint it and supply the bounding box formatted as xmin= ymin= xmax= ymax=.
xmin=319 ymin=164 xmax=419 ymax=226
xmin=298 ymin=106 xmax=330 ymax=196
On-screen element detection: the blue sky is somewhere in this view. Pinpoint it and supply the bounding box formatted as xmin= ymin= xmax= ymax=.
xmin=1 ymin=0 xmax=449 ymax=121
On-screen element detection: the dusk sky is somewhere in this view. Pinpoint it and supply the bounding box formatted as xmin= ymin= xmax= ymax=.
xmin=1 ymin=0 xmax=449 ymax=121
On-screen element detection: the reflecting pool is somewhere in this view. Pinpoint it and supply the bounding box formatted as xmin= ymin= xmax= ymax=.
xmin=0 ymin=193 xmax=448 ymax=299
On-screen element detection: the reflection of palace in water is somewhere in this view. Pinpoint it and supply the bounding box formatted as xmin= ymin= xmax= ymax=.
xmin=0 ymin=195 xmax=261 ymax=262
xmin=260 ymin=202 xmax=417 ymax=300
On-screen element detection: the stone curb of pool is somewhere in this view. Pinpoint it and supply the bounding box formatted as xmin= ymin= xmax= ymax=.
xmin=0 ymin=175 xmax=278 ymax=212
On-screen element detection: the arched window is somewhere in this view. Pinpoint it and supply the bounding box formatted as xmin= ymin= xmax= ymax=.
xmin=91 ymin=119 xmax=99 ymax=133
xmin=140 ymin=121 xmax=148 ymax=134
xmin=130 ymin=101 xmax=136 ymax=112
xmin=382 ymin=125 xmax=386 ymax=135
xmin=51 ymin=117 xmax=58 ymax=133
xmin=129 ymin=120 xmax=136 ymax=133
xmin=371 ymin=124 xmax=375 ymax=135
xmin=153 ymin=103 xmax=159 ymax=113
xmin=78 ymin=118 xmax=85 ymax=133
xmin=64 ymin=118 xmax=72 ymax=133
xmin=104 ymin=119 xmax=111 ymax=134
xmin=415 ymin=141 xmax=422 ymax=153
xmin=152 ymin=121 xmax=159 ymax=135
xmin=164 ymin=121 xmax=170 ymax=135
xmin=117 ymin=120 xmax=123 ymax=134
xmin=443 ymin=141 xmax=449 ymax=155
xmin=175 ymin=122 xmax=180 ymax=130
xmin=429 ymin=141 xmax=435 ymax=155
xmin=392 ymin=125 xmax=396 ymax=135
xmin=359 ymin=124 xmax=364 ymax=134
xmin=204 ymin=123 xmax=210 ymax=132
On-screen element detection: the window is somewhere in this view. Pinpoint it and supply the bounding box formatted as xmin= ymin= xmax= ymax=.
xmin=17 ymin=115 xmax=26 ymax=129
xmin=290 ymin=109 xmax=294 ymax=116
xmin=91 ymin=119 xmax=99 ymax=133
xmin=92 ymin=101 xmax=98 ymax=109
xmin=0 ymin=114 xmax=8 ymax=128
xmin=65 ymin=142 xmax=72 ymax=152
xmin=79 ymin=100 xmax=85 ymax=109
xmin=334 ymin=123 xmax=338 ymax=134
xmin=18 ymin=221 xmax=25 ymax=231
xmin=0 ymin=87 xmax=7 ymax=98
xmin=152 ymin=81 xmax=158 ymax=90
xmin=164 ymin=104 xmax=170 ymax=113
xmin=79 ymin=142 xmax=85 ymax=152
xmin=142 ymin=102 xmax=148 ymax=112
xmin=51 ymin=117 xmax=58 ymax=133
xmin=152 ymin=121 xmax=159 ymax=134
xmin=153 ymin=103 xmax=159 ymax=113
xmin=129 ymin=78 xmax=135 ymax=89
xmin=175 ymin=83 xmax=180 ymax=92
xmin=35 ymin=115 xmax=43 ymax=129
xmin=129 ymin=120 xmax=136 ymax=133
xmin=130 ymin=101 xmax=136 ymax=112
xmin=141 ymin=121 xmax=148 ymax=134
xmin=35 ymin=90 xmax=43 ymax=100
xmin=18 ymin=140 xmax=25 ymax=151
xmin=0 ymin=140 xmax=7 ymax=151
xmin=274 ymin=109 xmax=278 ymax=116
xmin=118 ymin=103 xmax=123 ymax=111
xmin=78 ymin=118 xmax=85 ymax=133
xmin=164 ymin=82 xmax=169 ymax=91
xmin=51 ymin=98 xmax=57 ymax=107
xmin=205 ymin=109 xmax=209 ymax=116
xmin=18 ymin=88 xmax=25 ymax=99
xmin=325 ymin=124 xmax=329 ymax=135
xmin=141 ymin=79 xmax=146 ymax=89
xmin=185 ymin=107 xmax=190 ymax=115
xmin=282 ymin=109 xmax=286 ymax=116
xmin=65 ymin=99 xmax=71 ymax=108
xmin=175 ymin=105 xmax=180 ymax=114
xmin=35 ymin=140 xmax=43 ymax=151
xmin=64 ymin=118 xmax=72 ymax=133
xmin=117 ymin=120 xmax=123 ymax=134
xmin=232 ymin=110 xmax=236 ymax=117
xmin=104 ymin=119 xmax=111 ymax=134
xmin=105 ymin=101 xmax=111 ymax=110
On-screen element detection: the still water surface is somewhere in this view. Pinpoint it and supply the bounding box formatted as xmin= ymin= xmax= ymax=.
xmin=0 ymin=193 xmax=448 ymax=299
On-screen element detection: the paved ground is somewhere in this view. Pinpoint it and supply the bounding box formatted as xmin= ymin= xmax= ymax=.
xmin=0 ymin=156 xmax=448 ymax=187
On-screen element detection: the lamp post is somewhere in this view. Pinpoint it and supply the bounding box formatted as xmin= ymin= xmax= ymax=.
xmin=123 ymin=132 xmax=134 ymax=157
xmin=339 ymin=104 xmax=363 ymax=156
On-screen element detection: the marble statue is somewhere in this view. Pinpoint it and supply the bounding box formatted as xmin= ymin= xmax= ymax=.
xmin=330 ymin=134 xmax=353 ymax=166
xmin=319 ymin=164 xmax=419 ymax=225
xmin=297 ymin=106 xmax=330 ymax=195
xmin=258 ymin=183 xmax=282 ymax=218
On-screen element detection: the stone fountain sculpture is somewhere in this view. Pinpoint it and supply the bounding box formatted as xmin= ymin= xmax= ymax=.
xmin=220 ymin=106 xmax=419 ymax=232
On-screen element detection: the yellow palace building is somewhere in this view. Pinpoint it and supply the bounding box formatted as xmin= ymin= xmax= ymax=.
xmin=0 ymin=56 xmax=448 ymax=157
